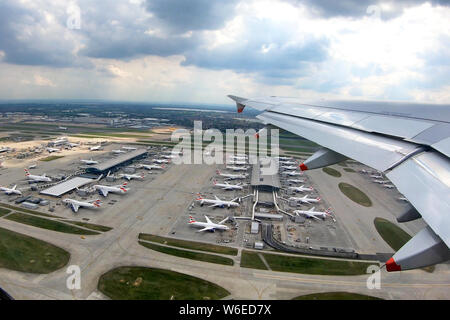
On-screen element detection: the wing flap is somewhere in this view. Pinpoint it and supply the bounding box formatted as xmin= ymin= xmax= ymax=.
xmin=386 ymin=151 xmax=450 ymax=247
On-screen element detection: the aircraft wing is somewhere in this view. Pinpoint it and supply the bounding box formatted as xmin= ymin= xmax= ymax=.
xmin=229 ymin=95 xmax=450 ymax=271
xmin=70 ymin=203 xmax=79 ymax=213
xmin=197 ymin=227 xmax=214 ymax=233
xmin=98 ymin=188 xmax=108 ymax=197
xmin=204 ymin=216 xmax=213 ymax=224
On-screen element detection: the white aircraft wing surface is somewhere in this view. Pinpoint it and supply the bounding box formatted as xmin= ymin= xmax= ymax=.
xmin=70 ymin=203 xmax=80 ymax=213
xmin=98 ymin=188 xmax=108 ymax=197
xmin=229 ymin=95 xmax=450 ymax=271
xmin=197 ymin=227 xmax=214 ymax=233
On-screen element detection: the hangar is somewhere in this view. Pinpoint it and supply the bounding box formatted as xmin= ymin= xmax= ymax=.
xmin=85 ymin=149 xmax=147 ymax=174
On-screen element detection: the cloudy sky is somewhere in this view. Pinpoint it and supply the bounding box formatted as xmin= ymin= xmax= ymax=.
xmin=0 ymin=0 xmax=449 ymax=104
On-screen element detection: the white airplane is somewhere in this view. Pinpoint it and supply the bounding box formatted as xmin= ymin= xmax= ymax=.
xmin=279 ymin=160 xmax=296 ymax=165
xmin=213 ymin=179 xmax=244 ymax=191
xmin=398 ymin=197 xmax=409 ymax=202
xmin=229 ymin=94 xmax=450 ymax=271
xmin=161 ymin=154 xmax=177 ymax=159
xmin=288 ymin=195 xmax=321 ymax=204
xmin=58 ymin=126 xmax=68 ymax=130
xmin=226 ymin=165 xmax=248 ymax=172
xmin=63 ymin=199 xmax=101 ymax=213
xmin=138 ymin=163 xmax=165 ymax=170
xmin=370 ymin=174 xmax=383 ymax=179
xmin=119 ymin=173 xmax=145 ymax=181
xmin=81 ymin=159 xmax=98 ymax=165
xmin=229 ymin=155 xmax=247 ymax=160
xmin=28 ymin=164 xmax=37 ymax=169
xmin=67 ymin=142 xmax=79 ymax=148
xmin=281 ymin=165 xmax=298 ymax=170
xmin=283 ymin=170 xmax=303 ymax=176
xmin=288 ymin=185 xmax=313 ymax=193
xmin=24 ymin=169 xmax=52 ymax=182
xmin=153 ymin=159 xmax=170 ymax=164
xmin=188 ymin=215 xmax=230 ymax=232
xmin=90 ymin=145 xmax=102 ymax=151
xmin=278 ymin=156 xmax=292 ymax=161
xmin=196 ymin=193 xmax=240 ymax=208
xmin=94 ymin=183 xmax=129 ymax=197
xmin=288 ymin=179 xmax=305 ymax=184
xmin=216 ymin=170 xmax=248 ymax=180
xmin=227 ymin=160 xmax=247 ymax=165
xmin=46 ymin=147 xmax=60 ymax=153
xmin=384 ymin=184 xmax=396 ymax=189
xmin=373 ymin=179 xmax=390 ymax=184
xmin=0 ymin=185 xmax=22 ymax=195
xmin=294 ymin=207 xmax=331 ymax=220
xmin=122 ymin=146 xmax=137 ymax=151
xmin=112 ymin=149 xmax=127 ymax=154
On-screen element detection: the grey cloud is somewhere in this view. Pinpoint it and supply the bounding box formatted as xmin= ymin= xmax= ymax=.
xmin=145 ymin=0 xmax=239 ymax=32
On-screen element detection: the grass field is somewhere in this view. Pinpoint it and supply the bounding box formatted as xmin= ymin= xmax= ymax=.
xmin=138 ymin=241 xmax=234 ymax=266
xmin=293 ymin=292 xmax=382 ymax=300
xmin=0 ymin=203 xmax=60 ymax=218
xmin=67 ymin=221 xmax=113 ymax=232
xmin=262 ymin=253 xmax=372 ymax=275
xmin=0 ymin=208 xmax=11 ymax=217
xmin=322 ymin=167 xmax=342 ymax=177
xmin=338 ymin=183 xmax=372 ymax=207
xmin=374 ymin=217 xmax=411 ymax=251
xmin=5 ymin=212 xmax=100 ymax=235
xmin=240 ymin=251 xmax=268 ymax=270
xmin=98 ymin=266 xmax=230 ymax=300
xmin=138 ymin=234 xmax=238 ymax=256
xmin=40 ymin=155 xmax=64 ymax=162
xmin=0 ymin=227 xmax=70 ymax=273
xmin=344 ymin=168 xmax=355 ymax=172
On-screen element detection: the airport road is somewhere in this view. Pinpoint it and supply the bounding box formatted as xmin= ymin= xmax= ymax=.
xmin=0 ymin=161 xmax=449 ymax=300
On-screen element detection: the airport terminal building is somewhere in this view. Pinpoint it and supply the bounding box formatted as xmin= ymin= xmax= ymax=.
xmin=85 ymin=149 xmax=147 ymax=175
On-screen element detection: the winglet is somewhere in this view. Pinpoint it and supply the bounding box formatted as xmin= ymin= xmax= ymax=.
xmin=228 ymin=95 xmax=247 ymax=113
xmin=386 ymin=257 xmax=402 ymax=272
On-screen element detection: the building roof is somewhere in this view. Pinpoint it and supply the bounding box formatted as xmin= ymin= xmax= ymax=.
xmin=40 ymin=177 xmax=94 ymax=197
xmin=86 ymin=149 xmax=147 ymax=173
xmin=254 ymin=212 xmax=283 ymax=220
xmin=250 ymin=158 xmax=281 ymax=190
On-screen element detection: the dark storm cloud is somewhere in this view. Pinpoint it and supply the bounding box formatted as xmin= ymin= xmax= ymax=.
xmin=285 ymin=0 xmax=450 ymax=19
xmin=144 ymin=0 xmax=239 ymax=32
xmin=0 ymin=2 xmax=81 ymax=68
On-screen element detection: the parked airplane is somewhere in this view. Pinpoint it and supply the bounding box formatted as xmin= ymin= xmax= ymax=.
xmin=213 ymin=180 xmax=244 ymax=191
xmin=216 ymin=170 xmax=248 ymax=180
xmin=226 ymin=166 xmax=248 ymax=171
xmin=90 ymin=145 xmax=102 ymax=151
xmin=281 ymin=165 xmax=298 ymax=170
xmin=63 ymin=199 xmax=101 ymax=213
xmin=188 ymin=215 xmax=229 ymax=232
xmin=227 ymin=160 xmax=247 ymax=165
xmin=288 ymin=195 xmax=321 ymax=204
xmin=94 ymin=183 xmax=129 ymax=197
xmin=294 ymin=207 xmax=331 ymax=220
xmin=287 ymin=179 xmax=305 ymax=184
xmin=278 ymin=156 xmax=292 ymax=161
xmin=67 ymin=142 xmax=79 ymax=148
xmin=288 ymin=185 xmax=313 ymax=193
xmin=112 ymin=149 xmax=127 ymax=154
xmin=122 ymin=146 xmax=137 ymax=151
xmin=0 ymin=185 xmax=22 ymax=195
xmin=161 ymin=154 xmax=177 ymax=159
xmin=196 ymin=193 xmax=240 ymax=208
xmin=28 ymin=164 xmax=37 ymax=169
xmin=279 ymin=160 xmax=296 ymax=165
xmin=24 ymin=169 xmax=52 ymax=182
xmin=373 ymin=179 xmax=390 ymax=184
xmin=229 ymin=155 xmax=247 ymax=160
xmin=46 ymin=147 xmax=60 ymax=153
xmin=81 ymin=159 xmax=98 ymax=165
xmin=398 ymin=197 xmax=409 ymax=202
xmin=119 ymin=173 xmax=145 ymax=181
xmin=282 ymin=170 xmax=303 ymax=177
xmin=138 ymin=164 xmax=165 ymax=170
xmin=58 ymin=126 xmax=68 ymax=130
xmin=153 ymin=159 xmax=170 ymax=164
xmin=384 ymin=184 xmax=396 ymax=189
xmin=370 ymin=174 xmax=383 ymax=179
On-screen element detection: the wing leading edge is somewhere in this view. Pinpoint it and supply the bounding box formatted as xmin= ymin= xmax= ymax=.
xmin=229 ymin=95 xmax=450 ymax=271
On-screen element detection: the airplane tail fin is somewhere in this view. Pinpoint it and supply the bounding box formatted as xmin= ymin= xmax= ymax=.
xmin=189 ymin=215 xmax=196 ymax=223
xmin=316 ymin=197 xmax=321 ymax=201
xmin=24 ymin=169 xmax=30 ymax=176
xmin=93 ymin=199 xmax=102 ymax=207
xmin=196 ymin=193 xmax=203 ymax=200
xmin=213 ymin=179 xmax=217 ymax=185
